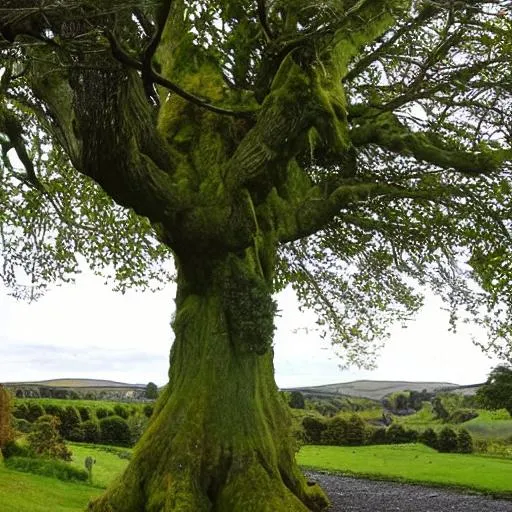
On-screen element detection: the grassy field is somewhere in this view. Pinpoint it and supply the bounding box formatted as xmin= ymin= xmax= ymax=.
xmin=298 ymin=444 xmax=512 ymax=495
xmin=69 ymin=444 xmax=130 ymax=488
xmin=15 ymin=397 xmax=146 ymax=412
xmin=0 ymin=464 xmax=102 ymax=512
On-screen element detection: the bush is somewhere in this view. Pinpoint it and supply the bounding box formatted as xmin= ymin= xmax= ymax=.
xmin=5 ymin=456 xmax=88 ymax=482
xmin=345 ymin=414 xmax=366 ymax=446
xmin=78 ymin=406 xmax=91 ymax=422
xmin=419 ymin=428 xmax=438 ymax=449
xmin=113 ymin=404 xmax=129 ymax=419
xmin=320 ymin=416 xmax=348 ymax=446
xmin=59 ymin=406 xmax=82 ymax=439
xmin=127 ymin=414 xmax=148 ymax=445
xmin=437 ymin=426 xmax=459 ymax=453
xmin=96 ymin=407 xmax=112 ymax=420
xmin=26 ymin=402 xmax=45 ymax=423
xmin=449 ymin=409 xmax=478 ymax=424
xmin=289 ymin=391 xmax=306 ymax=409
xmin=368 ymin=427 xmax=387 ymax=445
xmin=44 ymin=404 xmax=64 ymax=418
xmin=457 ymin=429 xmax=474 ymax=453
xmin=143 ymin=405 xmax=154 ymax=418
xmin=82 ymin=420 xmax=101 ymax=444
xmin=2 ymin=440 xmax=33 ymax=459
xmin=27 ymin=415 xmax=72 ymax=461
xmin=14 ymin=418 xmax=32 ymax=434
xmin=99 ymin=416 xmax=132 ymax=446
xmin=12 ymin=403 xmax=29 ymax=420
xmin=302 ymin=416 xmax=327 ymax=445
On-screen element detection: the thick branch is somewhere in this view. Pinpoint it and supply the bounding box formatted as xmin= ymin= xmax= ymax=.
xmin=350 ymin=110 xmax=512 ymax=175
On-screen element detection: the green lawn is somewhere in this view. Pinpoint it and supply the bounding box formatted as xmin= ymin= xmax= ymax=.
xmin=69 ymin=444 xmax=130 ymax=488
xmin=0 ymin=464 xmax=101 ymax=512
xmin=297 ymin=443 xmax=512 ymax=495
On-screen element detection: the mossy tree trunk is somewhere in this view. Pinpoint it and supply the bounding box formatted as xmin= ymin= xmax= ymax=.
xmin=88 ymin=252 xmax=328 ymax=512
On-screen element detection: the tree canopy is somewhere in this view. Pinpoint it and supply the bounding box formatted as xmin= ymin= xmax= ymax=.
xmin=1 ymin=1 xmax=511 ymax=365
xmin=476 ymin=365 xmax=512 ymax=415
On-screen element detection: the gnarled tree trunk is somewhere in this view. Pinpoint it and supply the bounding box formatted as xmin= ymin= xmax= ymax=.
xmin=88 ymin=252 xmax=329 ymax=512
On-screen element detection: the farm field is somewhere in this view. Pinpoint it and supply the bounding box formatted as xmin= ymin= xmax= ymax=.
xmin=298 ymin=444 xmax=512 ymax=495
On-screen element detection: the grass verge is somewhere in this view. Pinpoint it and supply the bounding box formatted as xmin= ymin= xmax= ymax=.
xmin=297 ymin=443 xmax=512 ymax=497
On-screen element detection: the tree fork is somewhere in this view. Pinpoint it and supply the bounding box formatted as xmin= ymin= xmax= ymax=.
xmin=88 ymin=253 xmax=329 ymax=512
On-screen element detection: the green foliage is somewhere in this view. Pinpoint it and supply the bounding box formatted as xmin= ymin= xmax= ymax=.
xmin=59 ymin=406 xmax=82 ymax=439
xmin=0 ymin=385 xmax=14 ymax=449
xmin=419 ymin=428 xmax=438 ymax=449
xmin=26 ymin=402 xmax=45 ymax=423
xmin=98 ymin=416 xmax=132 ymax=447
xmin=126 ymin=414 xmax=148 ymax=445
xmin=449 ymin=408 xmax=479 ymax=424
xmin=437 ymin=427 xmax=459 ymax=453
xmin=477 ymin=366 xmax=512 ymax=416
xmin=320 ymin=416 xmax=348 ymax=446
xmin=144 ymin=382 xmax=158 ymax=400
xmin=77 ymin=406 xmax=91 ymax=422
xmin=13 ymin=418 xmax=32 ymax=433
xmin=13 ymin=403 xmax=29 ymax=421
xmin=345 ymin=414 xmax=366 ymax=446
xmin=289 ymin=391 xmax=306 ymax=409
xmin=142 ymin=404 xmax=154 ymax=418
xmin=82 ymin=420 xmax=101 ymax=444
xmin=4 ymin=456 xmax=88 ymax=482
xmin=112 ymin=404 xmax=129 ymax=420
xmin=27 ymin=415 xmax=72 ymax=461
xmin=302 ymin=416 xmax=327 ymax=445
xmin=95 ymin=407 xmax=113 ymax=420
xmin=457 ymin=429 xmax=474 ymax=454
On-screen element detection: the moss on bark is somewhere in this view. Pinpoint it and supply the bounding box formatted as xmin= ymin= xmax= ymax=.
xmin=87 ymin=255 xmax=328 ymax=512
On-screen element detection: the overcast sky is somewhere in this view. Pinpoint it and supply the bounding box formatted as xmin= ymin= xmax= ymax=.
xmin=0 ymin=266 xmax=499 ymax=388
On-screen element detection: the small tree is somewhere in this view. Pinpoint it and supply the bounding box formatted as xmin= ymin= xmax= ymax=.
xmin=26 ymin=402 xmax=45 ymax=423
xmin=27 ymin=415 xmax=72 ymax=461
xmin=457 ymin=429 xmax=473 ymax=454
xmin=437 ymin=427 xmax=458 ymax=453
xmin=0 ymin=385 xmax=14 ymax=450
xmin=476 ymin=366 xmax=512 ymax=416
xmin=289 ymin=391 xmax=306 ymax=410
xmin=145 ymin=383 xmax=159 ymax=400
xmin=59 ymin=406 xmax=82 ymax=439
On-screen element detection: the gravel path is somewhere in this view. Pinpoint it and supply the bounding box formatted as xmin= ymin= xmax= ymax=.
xmin=306 ymin=472 xmax=512 ymax=512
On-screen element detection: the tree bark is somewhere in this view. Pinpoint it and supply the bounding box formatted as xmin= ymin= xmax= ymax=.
xmin=88 ymin=252 xmax=329 ymax=512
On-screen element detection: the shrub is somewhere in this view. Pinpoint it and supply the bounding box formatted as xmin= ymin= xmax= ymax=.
xmin=457 ymin=429 xmax=473 ymax=453
xmin=143 ymin=405 xmax=154 ymax=418
xmin=44 ymin=404 xmax=64 ymax=418
xmin=289 ymin=391 xmax=306 ymax=409
xmin=145 ymin=382 xmax=159 ymax=400
xmin=99 ymin=416 xmax=132 ymax=446
xmin=2 ymin=440 xmax=33 ymax=459
xmin=320 ymin=416 xmax=347 ymax=446
xmin=5 ymin=456 xmax=88 ymax=482
xmin=12 ymin=403 xmax=29 ymax=420
xmin=0 ymin=385 xmax=14 ymax=449
xmin=14 ymin=418 xmax=32 ymax=434
xmin=59 ymin=406 xmax=82 ymax=439
xmin=78 ymin=406 xmax=91 ymax=422
xmin=96 ymin=407 xmax=112 ymax=420
xmin=345 ymin=414 xmax=366 ymax=446
xmin=27 ymin=415 xmax=72 ymax=461
xmin=419 ymin=428 xmax=438 ymax=449
xmin=449 ymin=409 xmax=478 ymax=424
xmin=302 ymin=416 xmax=327 ymax=445
xmin=26 ymin=402 xmax=45 ymax=423
xmin=113 ymin=404 xmax=129 ymax=419
xmin=368 ymin=427 xmax=387 ymax=445
xmin=127 ymin=414 xmax=148 ymax=445
xmin=437 ymin=426 xmax=458 ymax=453
xmin=82 ymin=420 xmax=101 ymax=444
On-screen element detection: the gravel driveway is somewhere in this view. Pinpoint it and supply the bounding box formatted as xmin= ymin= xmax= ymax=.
xmin=306 ymin=472 xmax=512 ymax=512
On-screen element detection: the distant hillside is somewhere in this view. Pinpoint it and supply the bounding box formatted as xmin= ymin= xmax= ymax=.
xmin=4 ymin=378 xmax=145 ymax=388
xmin=285 ymin=380 xmax=481 ymax=401
xmin=2 ymin=378 xmax=147 ymax=400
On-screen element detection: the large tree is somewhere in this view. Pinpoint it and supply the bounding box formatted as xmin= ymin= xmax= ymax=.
xmin=1 ymin=1 xmax=512 ymax=510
